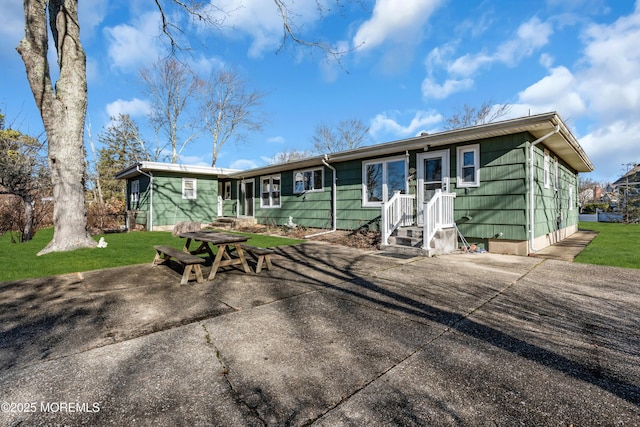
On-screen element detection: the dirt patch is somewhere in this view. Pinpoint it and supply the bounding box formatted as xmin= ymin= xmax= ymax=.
xmin=228 ymin=224 xmax=381 ymax=250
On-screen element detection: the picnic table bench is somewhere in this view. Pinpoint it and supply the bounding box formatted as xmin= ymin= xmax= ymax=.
xmin=152 ymin=245 xmax=205 ymax=285
xmin=179 ymin=231 xmax=252 ymax=280
xmin=239 ymin=244 xmax=274 ymax=273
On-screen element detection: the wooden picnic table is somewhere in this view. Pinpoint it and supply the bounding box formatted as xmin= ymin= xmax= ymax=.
xmin=179 ymin=231 xmax=252 ymax=280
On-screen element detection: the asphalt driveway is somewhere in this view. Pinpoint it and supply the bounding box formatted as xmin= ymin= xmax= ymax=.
xmin=0 ymin=242 xmax=638 ymax=426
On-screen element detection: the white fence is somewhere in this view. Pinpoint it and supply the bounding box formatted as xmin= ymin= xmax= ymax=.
xmin=381 ymin=192 xmax=415 ymax=245
xmin=423 ymin=190 xmax=456 ymax=250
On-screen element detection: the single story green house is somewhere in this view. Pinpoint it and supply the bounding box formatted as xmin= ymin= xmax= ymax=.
xmin=116 ymin=112 xmax=594 ymax=256
xmin=114 ymin=162 xmax=240 ymax=231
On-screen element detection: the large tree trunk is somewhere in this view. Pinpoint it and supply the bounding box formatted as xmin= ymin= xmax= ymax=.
xmin=17 ymin=0 xmax=95 ymax=255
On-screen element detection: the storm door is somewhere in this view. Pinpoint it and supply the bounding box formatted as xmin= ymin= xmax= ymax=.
xmin=416 ymin=150 xmax=450 ymax=225
xmin=239 ymin=179 xmax=255 ymax=217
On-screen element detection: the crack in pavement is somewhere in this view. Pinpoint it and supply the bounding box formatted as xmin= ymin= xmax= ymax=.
xmin=304 ymin=257 xmax=547 ymax=425
xmin=200 ymin=323 xmax=267 ymax=426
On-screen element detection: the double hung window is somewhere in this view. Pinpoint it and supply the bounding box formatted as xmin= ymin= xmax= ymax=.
xmin=182 ymin=178 xmax=197 ymax=199
xmin=456 ymin=144 xmax=480 ymax=187
xmin=261 ymin=175 xmax=281 ymax=208
xmin=131 ymin=180 xmax=140 ymax=203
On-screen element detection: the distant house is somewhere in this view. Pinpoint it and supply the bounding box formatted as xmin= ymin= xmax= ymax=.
xmin=612 ymin=164 xmax=640 ymax=192
xmin=116 ymin=112 xmax=594 ymax=256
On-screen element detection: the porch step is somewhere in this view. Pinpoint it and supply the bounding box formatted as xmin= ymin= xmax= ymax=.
xmin=209 ymin=217 xmax=257 ymax=229
xmin=387 ymin=226 xmax=423 ymax=247
xmin=383 ymin=227 xmax=457 ymax=257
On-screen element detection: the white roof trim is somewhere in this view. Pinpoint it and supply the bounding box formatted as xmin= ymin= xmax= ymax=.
xmin=115 ymin=162 xmax=241 ymax=179
xmin=229 ymin=112 xmax=594 ymax=177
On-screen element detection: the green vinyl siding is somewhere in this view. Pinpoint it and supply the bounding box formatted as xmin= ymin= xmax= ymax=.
xmin=531 ymin=144 xmax=579 ymax=237
xmin=452 ymin=134 xmax=529 ymax=241
xmin=252 ymin=160 xmax=382 ymax=230
xmin=151 ymin=173 xmax=218 ymax=227
xmin=224 ymin=131 xmax=581 ymax=242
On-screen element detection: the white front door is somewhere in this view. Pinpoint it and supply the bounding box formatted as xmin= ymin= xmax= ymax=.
xmin=417 ymin=150 xmax=450 ymax=225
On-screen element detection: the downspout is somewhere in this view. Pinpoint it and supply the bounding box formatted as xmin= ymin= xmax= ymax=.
xmin=528 ymin=125 xmax=560 ymax=254
xmin=136 ymin=165 xmax=154 ymax=231
xmin=305 ymin=155 xmax=337 ymax=238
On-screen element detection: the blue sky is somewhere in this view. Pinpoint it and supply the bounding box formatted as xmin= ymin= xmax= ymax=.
xmin=1 ymin=0 xmax=639 ymax=182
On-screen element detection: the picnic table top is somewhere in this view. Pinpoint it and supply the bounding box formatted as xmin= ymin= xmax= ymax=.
xmin=178 ymin=230 xmax=249 ymax=245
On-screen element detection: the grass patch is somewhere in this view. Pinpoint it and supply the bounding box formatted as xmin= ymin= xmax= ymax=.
xmin=576 ymin=222 xmax=640 ymax=269
xmin=0 ymin=228 xmax=305 ymax=283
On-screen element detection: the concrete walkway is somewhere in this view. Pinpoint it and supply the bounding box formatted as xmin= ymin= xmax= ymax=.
xmin=1 ymin=242 xmax=638 ymax=426
xmin=533 ymin=229 xmax=599 ymax=261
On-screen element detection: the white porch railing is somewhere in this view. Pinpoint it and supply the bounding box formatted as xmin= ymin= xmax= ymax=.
xmin=423 ymin=189 xmax=456 ymax=250
xmin=381 ymin=191 xmax=416 ymax=246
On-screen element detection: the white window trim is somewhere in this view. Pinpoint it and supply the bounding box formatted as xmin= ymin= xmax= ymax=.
xmin=293 ymin=167 xmax=324 ymax=194
xmin=260 ymin=174 xmax=281 ymax=208
xmin=569 ymin=185 xmax=574 ymax=210
xmin=456 ymin=144 xmax=480 ymax=188
xmin=544 ymin=150 xmax=550 ymax=189
xmin=362 ymin=155 xmax=408 ymax=207
xmin=182 ymin=177 xmax=197 ymax=200
xmin=131 ymin=180 xmax=140 ymax=203
xmin=554 ymin=156 xmax=559 ymax=191
xmin=224 ymin=181 xmax=231 ymax=200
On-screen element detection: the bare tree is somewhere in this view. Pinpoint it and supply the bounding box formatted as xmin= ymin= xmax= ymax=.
xmin=200 ymin=69 xmax=266 ymax=167
xmin=140 ymin=57 xmax=202 ymax=163
xmin=442 ymin=100 xmax=511 ymax=130
xmin=312 ymin=118 xmax=369 ymax=154
xmin=0 ymin=112 xmax=50 ymax=242
xmin=16 ymin=0 xmax=348 ymax=254
xmin=270 ymin=149 xmax=313 ymax=164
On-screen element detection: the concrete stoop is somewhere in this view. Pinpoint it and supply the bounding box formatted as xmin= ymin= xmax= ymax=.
xmin=382 ymin=226 xmax=457 ymax=257
xmin=209 ymin=217 xmax=257 ymax=229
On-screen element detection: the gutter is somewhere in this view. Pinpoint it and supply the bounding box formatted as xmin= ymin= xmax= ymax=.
xmin=528 ymin=125 xmax=560 ymax=254
xmin=305 ymin=155 xmax=338 ymax=238
xmin=136 ymin=164 xmax=154 ymax=232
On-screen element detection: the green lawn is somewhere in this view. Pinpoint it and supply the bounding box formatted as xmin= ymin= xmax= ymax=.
xmin=575 ymin=222 xmax=640 ymax=269
xmin=0 ymin=228 xmax=305 ymax=283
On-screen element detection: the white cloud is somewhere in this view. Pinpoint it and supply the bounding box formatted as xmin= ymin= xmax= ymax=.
xmin=188 ymin=54 xmax=226 ymax=76
xmin=370 ymin=110 xmax=442 ymax=139
xmin=79 ymin=1 xmax=108 ymax=38
xmin=421 ymin=77 xmax=474 ymax=99
xmin=576 ymin=6 xmax=640 ymax=121
xmin=104 ymin=11 xmax=163 ymax=72
xmin=517 ymin=66 xmax=586 ymax=117
xmin=352 ymin=0 xmax=443 ymax=51
xmin=206 ymin=0 xmax=330 ymax=58
xmin=512 ymin=4 xmax=640 ymax=180
xmin=579 ymin=121 xmax=640 ymax=181
xmin=267 ymin=136 xmax=285 ymax=144
xmin=230 ymin=159 xmax=259 ymax=170
xmin=106 ymin=98 xmax=151 ymax=118
xmin=179 ymin=155 xmax=209 ymax=166
xmin=448 ymin=17 xmax=553 ymax=77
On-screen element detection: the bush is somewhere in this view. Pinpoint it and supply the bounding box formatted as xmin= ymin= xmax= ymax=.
xmin=87 ymin=197 xmax=126 ymax=233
